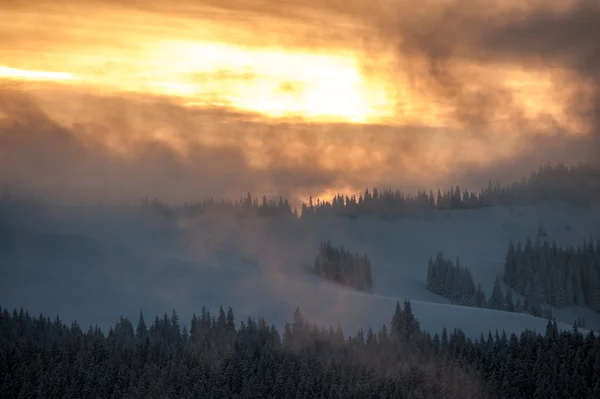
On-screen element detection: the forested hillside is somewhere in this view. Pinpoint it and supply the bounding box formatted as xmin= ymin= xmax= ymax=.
xmin=427 ymin=253 xmax=554 ymax=319
xmin=2 ymin=303 xmax=599 ymax=398
xmin=175 ymin=163 xmax=600 ymax=220
xmin=504 ymin=238 xmax=600 ymax=313
xmin=6 ymin=162 xmax=593 ymax=221
xmin=2 ymin=162 xmax=600 ymax=398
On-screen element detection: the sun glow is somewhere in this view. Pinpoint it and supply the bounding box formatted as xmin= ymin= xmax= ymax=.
xmin=0 ymin=1 xmax=592 ymax=132
xmin=133 ymin=41 xmax=395 ymax=123
xmin=0 ymin=41 xmax=395 ymax=124
xmin=0 ymin=66 xmax=76 ymax=82
xmin=0 ymin=2 xmax=401 ymax=124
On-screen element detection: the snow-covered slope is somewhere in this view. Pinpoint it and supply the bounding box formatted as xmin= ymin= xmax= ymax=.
xmin=0 ymin=203 xmax=599 ymax=339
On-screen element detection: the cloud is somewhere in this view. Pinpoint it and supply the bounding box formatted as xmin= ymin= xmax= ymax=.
xmin=0 ymin=86 xmax=344 ymax=204
xmin=477 ymin=2 xmax=600 ymax=140
xmin=2 ymin=1 xmax=596 ymax=133
xmin=1 ymin=0 xmax=598 ymax=205
xmin=1 ymin=81 xmax=593 ymax=206
xmin=346 ymin=0 xmax=599 ymax=137
xmin=113 ymin=0 xmax=600 ymax=138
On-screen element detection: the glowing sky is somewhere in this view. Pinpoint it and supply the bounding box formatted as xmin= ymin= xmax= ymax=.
xmin=0 ymin=2 xmax=393 ymax=124
xmin=0 ymin=0 xmax=598 ymax=204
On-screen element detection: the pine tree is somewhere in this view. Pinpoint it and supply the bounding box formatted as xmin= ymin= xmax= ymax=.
xmin=564 ymin=268 xmax=574 ymax=306
xmin=282 ymin=322 xmax=293 ymax=349
xmin=441 ymin=327 xmax=448 ymax=348
xmin=427 ymin=258 xmax=434 ymax=291
xmin=391 ymin=301 xmax=404 ymax=341
xmin=504 ymin=240 xmax=517 ymax=287
xmin=476 ymin=283 xmax=487 ymax=308
xmin=505 ymin=289 xmax=515 ymax=312
xmin=489 ymin=277 xmax=505 ymax=310
xmin=136 ymin=311 xmax=148 ymax=339
xmin=574 ymin=268 xmax=586 ymax=306
xmin=544 ymin=318 xmax=559 ymax=341
xmin=525 ymin=276 xmax=544 ymax=317
xmin=216 ymin=305 xmax=227 ymax=333
xmin=587 ymin=270 xmax=600 ymax=312
xmin=226 ymin=307 xmax=236 ymax=332
xmin=170 ymin=310 xmax=181 ymax=341
xmin=403 ymin=299 xmax=420 ymax=338
xmin=551 ymin=268 xmax=565 ymax=308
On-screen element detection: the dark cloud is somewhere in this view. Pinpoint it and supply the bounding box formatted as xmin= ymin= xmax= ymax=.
xmin=0 ymin=87 xmax=346 ymax=204
xmin=354 ymin=0 xmax=598 ymax=138
xmin=455 ymin=134 xmax=595 ymax=191
xmin=477 ymin=2 xmax=600 ymax=144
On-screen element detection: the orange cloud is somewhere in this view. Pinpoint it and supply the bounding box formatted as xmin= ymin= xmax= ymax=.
xmin=2 ymin=0 xmax=596 ymax=132
xmin=0 ymin=0 xmax=598 ymax=204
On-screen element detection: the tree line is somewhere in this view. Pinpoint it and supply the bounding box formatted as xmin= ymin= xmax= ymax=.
xmin=6 ymin=162 xmax=597 ymax=220
xmin=427 ymin=253 xmax=554 ymax=319
xmin=1 ymin=303 xmax=482 ymax=398
xmin=129 ymin=162 xmax=600 ymax=220
xmin=504 ymin=237 xmax=600 ymax=313
xmin=2 ymin=301 xmax=600 ymax=398
xmin=140 ymin=194 xmax=297 ymax=220
xmin=313 ymin=241 xmax=373 ymax=292
xmin=444 ymin=318 xmax=600 ymax=398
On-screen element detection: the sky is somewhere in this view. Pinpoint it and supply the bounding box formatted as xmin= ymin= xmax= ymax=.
xmin=1 ymin=0 xmax=599 ymax=206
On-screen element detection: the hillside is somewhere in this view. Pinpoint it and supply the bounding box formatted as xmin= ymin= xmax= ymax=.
xmin=1 ymin=202 xmax=599 ymax=338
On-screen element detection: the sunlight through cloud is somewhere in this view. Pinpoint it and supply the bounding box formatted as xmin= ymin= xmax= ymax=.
xmin=0 ymin=66 xmax=76 ymax=82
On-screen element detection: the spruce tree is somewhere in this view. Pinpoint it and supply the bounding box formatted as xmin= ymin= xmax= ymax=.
xmin=505 ymin=289 xmax=515 ymax=312
xmin=226 ymin=307 xmax=236 ymax=332
xmin=476 ymin=283 xmax=487 ymax=308
xmin=403 ymin=299 xmax=420 ymax=338
xmin=391 ymin=301 xmax=404 ymax=341
xmin=489 ymin=277 xmax=506 ymax=310
xmin=587 ymin=270 xmax=600 ymax=312
xmin=136 ymin=311 xmax=148 ymax=339
xmin=504 ymin=240 xmax=517 ymax=287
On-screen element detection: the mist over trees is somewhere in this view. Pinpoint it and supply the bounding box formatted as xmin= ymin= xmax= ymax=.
xmin=142 ymin=193 xmax=297 ymax=220
xmin=313 ymin=241 xmax=373 ymax=292
xmin=3 ymin=160 xmax=600 ymax=398
xmin=426 ymin=253 xmax=484 ymax=307
xmin=302 ymin=163 xmax=600 ymax=218
xmin=426 ymin=253 xmax=558 ymax=319
xmin=3 ymin=303 xmax=600 ymax=398
xmin=504 ymin=237 xmax=600 ymax=313
xmin=139 ymin=162 xmax=600 ymax=220
xmin=3 ymin=162 xmax=599 ymax=222
xmin=162 ymin=162 xmax=600 ymax=218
